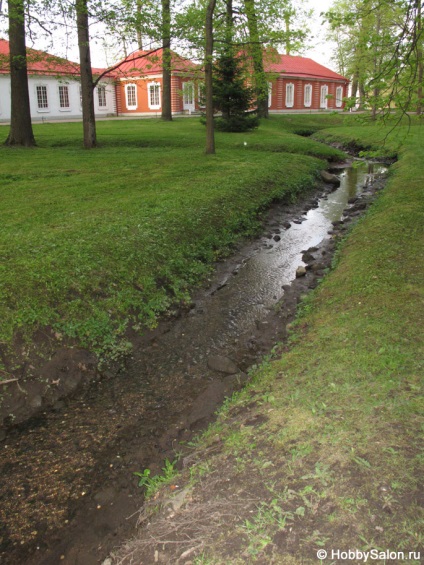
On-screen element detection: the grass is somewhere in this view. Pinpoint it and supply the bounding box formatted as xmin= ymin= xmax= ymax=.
xmin=0 ymin=116 xmax=345 ymax=367
xmin=110 ymin=117 xmax=424 ymax=564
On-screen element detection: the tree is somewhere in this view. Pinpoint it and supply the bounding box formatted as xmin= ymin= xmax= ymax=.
xmin=211 ymin=0 xmax=256 ymax=131
xmin=76 ymin=0 xmax=97 ymax=148
xmin=205 ymin=0 xmax=217 ymax=154
xmin=243 ymin=0 xmax=268 ymax=117
xmin=161 ymin=0 xmax=172 ymax=121
xmin=325 ymin=0 xmax=424 ymax=119
xmin=5 ymin=0 xmax=36 ymax=146
xmin=213 ymin=48 xmax=256 ymax=130
xmin=417 ymin=0 xmax=423 ymax=114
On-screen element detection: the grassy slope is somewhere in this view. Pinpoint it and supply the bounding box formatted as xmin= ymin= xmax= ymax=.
xmin=112 ymin=122 xmax=423 ymax=564
xmin=0 ymin=118 xmax=344 ymax=365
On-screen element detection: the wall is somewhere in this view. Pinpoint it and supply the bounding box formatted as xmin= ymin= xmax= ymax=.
xmin=117 ymin=75 xmax=200 ymax=116
xmin=0 ymin=75 xmax=116 ymax=122
xmin=269 ymin=77 xmax=348 ymax=112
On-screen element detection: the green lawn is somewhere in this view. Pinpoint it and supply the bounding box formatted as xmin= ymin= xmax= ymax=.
xmin=0 ymin=116 xmax=344 ymax=363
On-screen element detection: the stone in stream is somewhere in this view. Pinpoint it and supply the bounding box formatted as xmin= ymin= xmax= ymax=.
xmin=320 ymin=170 xmax=341 ymax=185
xmin=311 ymin=262 xmax=326 ymax=272
xmin=296 ymin=266 xmax=307 ymax=278
xmin=207 ymin=355 xmax=239 ymax=374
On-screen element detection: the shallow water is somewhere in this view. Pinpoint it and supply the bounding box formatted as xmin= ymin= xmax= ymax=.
xmin=174 ymin=161 xmax=388 ymax=355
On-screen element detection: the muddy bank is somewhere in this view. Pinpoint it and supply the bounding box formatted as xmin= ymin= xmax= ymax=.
xmin=0 ymin=161 xmax=389 ymax=565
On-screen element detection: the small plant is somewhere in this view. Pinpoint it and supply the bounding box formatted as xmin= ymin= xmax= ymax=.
xmin=134 ymin=459 xmax=178 ymax=498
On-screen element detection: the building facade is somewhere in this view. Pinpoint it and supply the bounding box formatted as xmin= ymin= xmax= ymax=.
xmin=267 ymin=53 xmax=349 ymax=112
xmin=0 ymin=39 xmax=115 ymax=122
xmin=113 ymin=48 xmax=202 ymax=117
xmin=0 ymin=39 xmax=349 ymax=123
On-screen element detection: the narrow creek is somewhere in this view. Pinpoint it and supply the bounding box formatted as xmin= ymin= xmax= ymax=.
xmin=0 ymin=161 xmax=388 ymax=565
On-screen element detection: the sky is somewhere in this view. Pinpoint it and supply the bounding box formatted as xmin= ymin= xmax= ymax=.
xmin=303 ymin=0 xmax=337 ymax=69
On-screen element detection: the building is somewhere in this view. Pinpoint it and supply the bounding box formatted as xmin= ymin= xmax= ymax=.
xmin=0 ymin=38 xmax=349 ymax=123
xmin=0 ymin=38 xmax=115 ymax=122
xmin=113 ymin=48 xmax=201 ymax=117
xmin=266 ymin=52 xmax=349 ymax=112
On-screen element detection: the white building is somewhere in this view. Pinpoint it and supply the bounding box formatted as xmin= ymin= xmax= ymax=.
xmin=0 ymin=38 xmax=116 ymax=122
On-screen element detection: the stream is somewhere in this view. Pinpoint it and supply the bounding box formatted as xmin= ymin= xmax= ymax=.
xmin=0 ymin=161 xmax=388 ymax=565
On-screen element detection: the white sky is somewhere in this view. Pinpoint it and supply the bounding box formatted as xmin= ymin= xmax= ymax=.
xmin=302 ymin=0 xmax=338 ymax=70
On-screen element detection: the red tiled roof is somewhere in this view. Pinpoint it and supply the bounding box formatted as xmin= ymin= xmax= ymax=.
xmin=0 ymin=38 xmax=107 ymax=77
xmin=112 ymin=48 xmax=197 ymax=78
xmin=265 ymin=52 xmax=348 ymax=82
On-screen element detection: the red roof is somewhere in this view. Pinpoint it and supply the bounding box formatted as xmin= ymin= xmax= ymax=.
xmin=112 ymin=48 xmax=197 ymax=78
xmin=0 ymin=38 xmax=107 ymax=76
xmin=266 ymin=52 xmax=348 ymax=82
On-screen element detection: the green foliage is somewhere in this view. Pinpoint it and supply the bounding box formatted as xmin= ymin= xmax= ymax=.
xmin=214 ymin=114 xmax=260 ymax=132
xmin=325 ymin=0 xmax=423 ymax=117
xmin=134 ymin=459 xmax=177 ymax=498
xmin=212 ymin=48 xmax=257 ymax=132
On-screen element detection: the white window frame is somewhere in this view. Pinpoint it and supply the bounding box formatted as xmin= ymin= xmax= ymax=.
xmin=183 ymin=82 xmax=194 ymax=105
xmin=58 ymin=85 xmax=70 ymax=111
xmin=285 ymin=82 xmax=294 ymax=108
xmin=304 ymin=83 xmax=312 ymax=108
xmin=125 ymin=83 xmax=138 ymax=110
xmin=36 ymin=85 xmax=49 ymax=112
xmin=320 ymin=85 xmax=329 ymax=109
xmin=148 ymin=82 xmax=161 ymax=110
xmin=268 ymin=82 xmax=273 ymax=108
xmin=97 ymin=85 xmax=107 ymax=109
xmin=335 ymin=85 xmax=343 ymax=108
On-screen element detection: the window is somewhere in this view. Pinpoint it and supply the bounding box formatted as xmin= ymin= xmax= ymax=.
xmin=335 ymin=86 xmax=343 ymax=108
xmin=148 ymin=82 xmax=161 ymax=110
xmin=36 ymin=85 xmax=49 ymax=111
xmin=58 ymin=85 xmax=70 ymax=110
xmin=183 ymin=82 xmax=194 ymax=106
xmin=304 ymin=84 xmax=312 ymax=107
xmin=285 ymin=83 xmax=294 ymax=108
xmin=97 ymin=86 xmax=107 ymax=108
xmin=125 ymin=83 xmax=137 ymax=110
xmin=320 ymin=85 xmax=328 ymax=109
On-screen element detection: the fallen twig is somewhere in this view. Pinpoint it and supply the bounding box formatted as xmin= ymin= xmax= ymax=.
xmin=0 ymin=378 xmax=18 ymax=386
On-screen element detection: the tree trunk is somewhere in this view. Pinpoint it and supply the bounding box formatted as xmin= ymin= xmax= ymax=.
xmin=417 ymin=0 xmax=423 ymax=115
xmin=222 ymin=0 xmax=233 ymax=120
xmin=5 ymin=0 xmax=35 ymax=147
xmin=205 ymin=0 xmax=216 ymax=154
xmin=243 ymin=0 xmax=268 ymax=118
xmin=350 ymin=73 xmax=359 ymax=104
xmin=136 ymin=0 xmax=143 ymax=50
xmin=76 ymin=0 xmax=97 ymax=149
xmin=161 ymin=0 xmax=172 ymax=121
xmin=371 ymin=13 xmax=381 ymax=121
xmin=284 ymin=13 xmax=291 ymax=55
xmin=358 ymin=81 xmax=366 ymax=110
